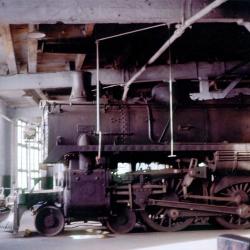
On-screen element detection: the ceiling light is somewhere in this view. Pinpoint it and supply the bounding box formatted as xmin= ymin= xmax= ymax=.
xmin=27 ymin=31 xmax=46 ymax=40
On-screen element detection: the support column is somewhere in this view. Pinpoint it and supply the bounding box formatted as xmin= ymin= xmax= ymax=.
xmin=0 ymin=100 xmax=12 ymax=195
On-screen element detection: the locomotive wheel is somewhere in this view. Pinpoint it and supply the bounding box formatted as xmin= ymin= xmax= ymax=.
xmin=107 ymin=206 xmax=136 ymax=234
xmin=140 ymin=178 xmax=193 ymax=232
xmin=214 ymin=183 xmax=250 ymax=229
xmin=140 ymin=207 xmax=193 ymax=232
xmin=35 ymin=206 xmax=65 ymax=236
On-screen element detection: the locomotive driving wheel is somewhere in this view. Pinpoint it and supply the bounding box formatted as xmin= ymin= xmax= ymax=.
xmin=140 ymin=178 xmax=194 ymax=232
xmin=35 ymin=206 xmax=65 ymax=236
xmin=214 ymin=182 xmax=250 ymax=229
xmin=140 ymin=207 xmax=193 ymax=232
xmin=107 ymin=206 xmax=136 ymax=234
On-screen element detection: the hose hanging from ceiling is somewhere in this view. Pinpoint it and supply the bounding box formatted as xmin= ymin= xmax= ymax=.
xmin=168 ymin=26 xmax=176 ymax=158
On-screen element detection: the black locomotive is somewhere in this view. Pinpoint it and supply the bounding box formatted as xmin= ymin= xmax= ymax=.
xmin=26 ymin=81 xmax=250 ymax=236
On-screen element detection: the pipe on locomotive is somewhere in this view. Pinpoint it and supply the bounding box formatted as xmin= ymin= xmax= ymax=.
xmin=96 ymin=41 xmax=102 ymax=161
xmin=168 ymin=68 xmax=175 ymax=157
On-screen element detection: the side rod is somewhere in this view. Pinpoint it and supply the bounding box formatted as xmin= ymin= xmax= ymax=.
xmin=148 ymin=199 xmax=244 ymax=216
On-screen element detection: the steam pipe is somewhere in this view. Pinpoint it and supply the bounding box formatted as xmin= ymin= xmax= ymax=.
xmin=122 ymin=0 xmax=229 ymax=101
xmin=96 ymin=41 xmax=100 ymax=133
xmin=169 ymin=78 xmax=175 ymax=157
xmin=96 ymin=41 xmax=102 ymax=160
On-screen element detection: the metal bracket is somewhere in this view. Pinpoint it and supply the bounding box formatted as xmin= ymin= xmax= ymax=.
xmin=190 ymin=78 xmax=241 ymax=100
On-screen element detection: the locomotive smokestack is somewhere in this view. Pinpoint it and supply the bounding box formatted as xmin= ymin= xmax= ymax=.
xmin=69 ymin=73 xmax=87 ymax=102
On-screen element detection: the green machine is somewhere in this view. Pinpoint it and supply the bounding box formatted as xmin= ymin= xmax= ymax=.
xmin=0 ymin=189 xmax=62 ymax=234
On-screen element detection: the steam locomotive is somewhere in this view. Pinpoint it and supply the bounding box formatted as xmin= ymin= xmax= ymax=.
xmin=22 ymin=80 xmax=250 ymax=236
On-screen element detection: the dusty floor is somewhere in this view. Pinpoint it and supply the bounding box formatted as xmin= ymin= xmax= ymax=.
xmin=1 ymin=212 xmax=250 ymax=250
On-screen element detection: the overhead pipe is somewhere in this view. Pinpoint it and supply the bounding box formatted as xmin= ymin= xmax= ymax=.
xmin=122 ymin=0 xmax=229 ymax=101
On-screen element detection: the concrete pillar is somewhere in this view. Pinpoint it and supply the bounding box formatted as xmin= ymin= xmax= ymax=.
xmin=0 ymin=100 xmax=12 ymax=195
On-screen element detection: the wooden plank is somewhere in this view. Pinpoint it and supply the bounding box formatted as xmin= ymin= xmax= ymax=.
xmin=38 ymin=52 xmax=77 ymax=62
xmin=37 ymin=63 xmax=70 ymax=73
xmin=0 ymin=25 xmax=18 ymax=74
xmin=27 ymin=25 xmax=38 ymax=73
xmin=37 ymin=52 xmax=85 ymax=71
xmin=37 ymin=52 xmax=76 ymax=72
xmin=75 ymin=54 xmax=86 ymax=71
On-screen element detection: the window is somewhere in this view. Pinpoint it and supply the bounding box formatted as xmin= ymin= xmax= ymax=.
xmin=17 ymin=120 xmax=43 ymax=190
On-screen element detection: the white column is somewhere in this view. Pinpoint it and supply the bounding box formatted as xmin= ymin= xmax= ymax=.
xmin=0 ymin=100 xmax=12 ymax=192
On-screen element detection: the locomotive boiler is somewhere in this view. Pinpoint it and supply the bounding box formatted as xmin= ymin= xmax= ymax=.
xmin=21 ymin=80 xmax=250 ymax=236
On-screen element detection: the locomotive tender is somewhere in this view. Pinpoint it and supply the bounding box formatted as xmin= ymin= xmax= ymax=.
xmin=28 ymin=80 xmax=250 ymax=236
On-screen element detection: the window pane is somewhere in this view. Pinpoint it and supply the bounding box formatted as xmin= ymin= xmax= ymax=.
xmin=33 ymin=150 xmax=39 ymax=170
xmin=17 ymin=119 xmax=43 ymax=191
xmin=17 ymin=146 xmax=22 ymax=170
xmin=21 ymin=172 xmax=27 ymax=189
xmin=17 ymin=172 xmax=22 ymax=189
xmin=30 ymin=151 xmax=34 ymax=170
xmin=17 ymin=126 xmax=22 ymax=143
xmin=21 ymin=147 xmax=27 ymax=170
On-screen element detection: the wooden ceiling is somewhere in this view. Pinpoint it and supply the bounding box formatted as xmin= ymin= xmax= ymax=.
xmin=0 ymin=22 xmax=250 ymax=107
xmin=0 ymin=24 xmax=95 ymax=75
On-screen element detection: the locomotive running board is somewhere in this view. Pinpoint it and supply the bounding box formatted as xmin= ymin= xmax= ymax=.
xmin=44 ymin=143 xmax=250 ymax=163
xmin=148 ymin=199 xmax=249 ymax=217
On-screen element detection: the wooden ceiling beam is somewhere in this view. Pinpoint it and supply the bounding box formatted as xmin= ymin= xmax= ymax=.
xmin=75 ymin=24 xmax=94 ymax=70
xmin=27 ymin=25 xmax=49 ymax=101
xmin=27 ymin=25 xmax=38 ymax=73
xmin=0 ymin=25 xmax=18 ymax=75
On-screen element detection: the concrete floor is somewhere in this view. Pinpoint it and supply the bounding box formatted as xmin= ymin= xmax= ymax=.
xmin=1 ymin=212 xmax=250 ymax=250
